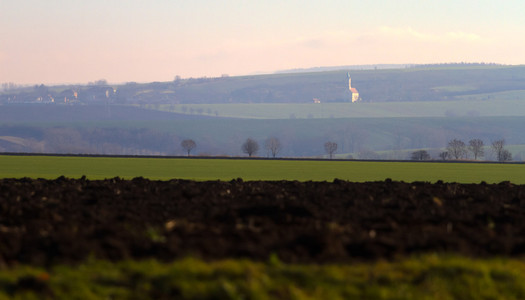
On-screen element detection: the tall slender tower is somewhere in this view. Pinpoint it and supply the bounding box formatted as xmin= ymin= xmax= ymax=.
xmin=347 ymin=72 xmax=360 ymax=102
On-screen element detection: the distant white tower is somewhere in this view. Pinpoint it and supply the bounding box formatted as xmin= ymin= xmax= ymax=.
xmin=347 ymin=72 xmax=359 ymax=102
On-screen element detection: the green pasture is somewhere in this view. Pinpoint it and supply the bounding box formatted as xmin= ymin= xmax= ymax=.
xmin=145 ymin=98 xmax=525 ymax=119
xmin=454 ymin=89 xmax=525 ymax=101
xmin=1 ymin=155 xmax=523 ymax=183
xmin=3 ymin=255 xmax=525 ymax=299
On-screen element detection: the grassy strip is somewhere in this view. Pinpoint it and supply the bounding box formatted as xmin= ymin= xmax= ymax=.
xmin=1 ymin=255 xmax=525 ymax=299
xmin=1 ymin=155 xmax=525 ymax=183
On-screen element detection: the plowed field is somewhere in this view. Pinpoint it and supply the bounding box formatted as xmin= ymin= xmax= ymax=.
xmin=2 ymin=177 xmax=525 ymax=266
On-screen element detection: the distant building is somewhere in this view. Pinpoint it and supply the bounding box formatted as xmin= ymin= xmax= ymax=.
xmin=350 ymin=87 xmax=359 ymax=102
xmin=313 ymin=98 xmax=321 ymax=104
xmin=348 ymin=72 xmax=360 ymax=102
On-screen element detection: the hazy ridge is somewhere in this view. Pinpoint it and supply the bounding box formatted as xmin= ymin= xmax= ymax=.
xmin=1 ymin=64 xmax=525 ymax=159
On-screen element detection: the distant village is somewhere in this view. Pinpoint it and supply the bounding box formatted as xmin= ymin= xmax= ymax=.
xmin=1 ymin=71 xmax=363 ymax=106
xmin=0 ymin=81 xmax=117 ymax=105
xmin=2 ymin=63 xmax=521 ymax=106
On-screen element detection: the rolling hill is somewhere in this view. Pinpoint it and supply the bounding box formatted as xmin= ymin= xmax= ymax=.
xmin=1 ymin=64 xmax=525 ymax=159
xmin=2 ymin=64 xmax=525 ymax=105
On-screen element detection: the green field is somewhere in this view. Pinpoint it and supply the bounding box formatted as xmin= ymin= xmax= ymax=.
xmin=1 ymin=155 xmax=523 ymax=183
xmin=145 ymin=98 xmax=525 ymax=119
xmin=3 ymin=255 xmax=525 ymax=299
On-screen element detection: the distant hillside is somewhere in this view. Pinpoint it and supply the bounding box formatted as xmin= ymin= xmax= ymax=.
xmin=2 ymin=63 xmax=524 ymax=158
xmin=2 ymin=64 xmax=525 ymax=105
xmin=118 ymin=64 xmax=525 ymax=104
xmin=0 ymin=104 xmax=212 ymax=123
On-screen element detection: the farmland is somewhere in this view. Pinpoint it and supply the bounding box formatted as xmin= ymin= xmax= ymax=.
xmin=2 ymin=65 xmax=525 ymax=158
xmin=0 ymin=154 xmax=524 ymax=183
xmin=147 ymin=97 xmax=525 ymax=119
xmin=2 ymin=64 xmax=525 ymax=298
xmin=2 ymin=150 xmax=525 ymax=299
xmin=3 ymin=175 xmax=525 ymax=299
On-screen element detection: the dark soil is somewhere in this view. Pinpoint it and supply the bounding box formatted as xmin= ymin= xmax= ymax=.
xmin=2 ymin=177 xmax=525 ymax=266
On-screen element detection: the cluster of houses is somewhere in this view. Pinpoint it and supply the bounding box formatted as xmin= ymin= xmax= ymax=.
xmin=0 ymin=85 xmax=117 ymax=104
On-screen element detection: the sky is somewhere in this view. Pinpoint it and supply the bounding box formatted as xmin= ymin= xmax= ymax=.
xmin=1 ymin=0 xmax=525 ymax=85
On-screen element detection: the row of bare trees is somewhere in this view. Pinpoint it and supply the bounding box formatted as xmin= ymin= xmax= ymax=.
xmin=444 ymin=139 xmax=484 ymax=160
xmin=241 ymin=137 xmax=283 ymax=157
xmin=442 ymin=138 xmax=511 ymax=161
xmin=182 ymin=136 xmax=513 ymax=161
xmin=180 ymin=137 xmax=282 ymax=157
xmin=326 ymin=137 xmax=515 ymax=161
xmin=410 ymin=138 xmax=512 ymax=162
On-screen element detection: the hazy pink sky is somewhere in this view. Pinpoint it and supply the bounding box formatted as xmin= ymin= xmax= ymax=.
xmin=1 ymin=0 xmax=525 ymax=85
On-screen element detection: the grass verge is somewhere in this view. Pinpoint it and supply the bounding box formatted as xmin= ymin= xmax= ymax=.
xmin=1 ymin=255 xmax=525 ymax=299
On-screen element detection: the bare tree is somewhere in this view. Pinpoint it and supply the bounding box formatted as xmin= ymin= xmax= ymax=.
xmin=468 ymin=139 xmax=484 ymax=160
xmin=447 ymin=139 xmax=467 ymax=160
xmin=492 ymin=139 xmax=512 ymax=162
xmin=242 ymin=138 xmax=259 ymax=157
xmin=324 ymin=141 xmax=338 ymax=159
xmin=181 ymin=139 xmax=196 ymax=156
xmin=500 ymin=149 xmax=512 ymax=162
xmin=264 ymin=137 xmax=282 ymax=158
xmin=439 ymin=151 xmax=449 ymax=160
xmin=492 ymin=139 xmax=504 ymax=160
xmin=411 ymin=150 xmax=431 ymax=161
